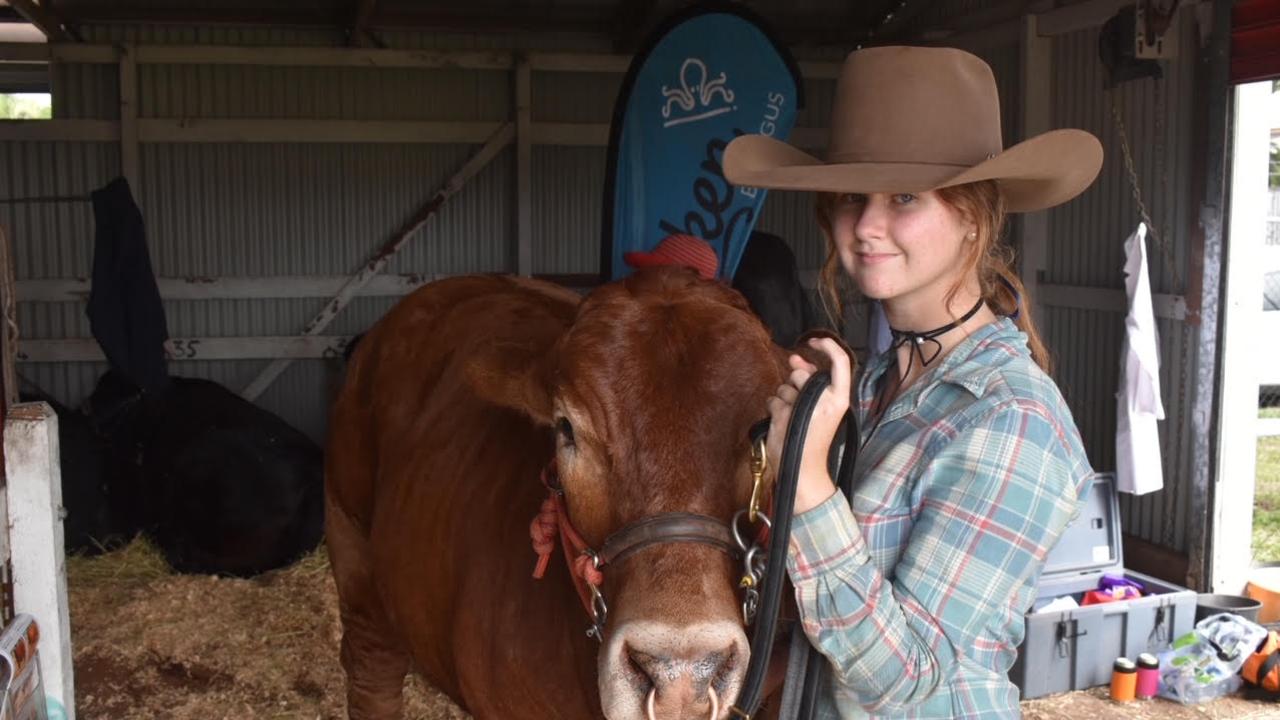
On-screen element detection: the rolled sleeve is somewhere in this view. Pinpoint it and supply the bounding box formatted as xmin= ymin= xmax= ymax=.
xmin=782 ymin=401 xmax=1084 ymax=715
xmin=786 ymin=490 xmax=871 ymax=583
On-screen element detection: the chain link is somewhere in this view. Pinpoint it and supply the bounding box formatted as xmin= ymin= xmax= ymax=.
xmin=1110 ymin=90 xmax=1181 ymax=290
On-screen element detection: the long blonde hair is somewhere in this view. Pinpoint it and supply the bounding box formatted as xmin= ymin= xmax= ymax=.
xmin=814 ymin=181 xmax=1053 ymax=374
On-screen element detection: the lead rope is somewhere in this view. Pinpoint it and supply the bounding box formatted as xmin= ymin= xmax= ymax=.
xmin=731 ymin=372 xmax=837 ymax=719
xmin=529 ymin=465 xmax=608 ymax=639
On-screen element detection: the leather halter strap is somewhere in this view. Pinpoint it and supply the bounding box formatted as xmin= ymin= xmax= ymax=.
xmin=530 ymin=464 xmax=739 ymax=627
xmin=599 ymin=512 xmax=737 ymax=567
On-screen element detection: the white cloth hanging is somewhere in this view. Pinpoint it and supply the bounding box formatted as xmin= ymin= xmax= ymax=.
xmin=1116 ymin=223 xmax=1165 ymax=495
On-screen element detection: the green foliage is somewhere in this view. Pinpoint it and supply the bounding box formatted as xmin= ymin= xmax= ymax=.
xmin=1253 ymin=435 xmax=1280 ymax=561
xmin=0 ymin=93 xmax=51 ymax=119
xmin=1272 ymin=140 xmax=1280 ymax=190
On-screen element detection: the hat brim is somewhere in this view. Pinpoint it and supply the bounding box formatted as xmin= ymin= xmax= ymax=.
xmin=623 ymin=251 xmax=668 ymax=269
xmin=722 ymin=129 xmax=1103 ymax=213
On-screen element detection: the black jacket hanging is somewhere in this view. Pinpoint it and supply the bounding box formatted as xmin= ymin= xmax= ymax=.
xmin=87 ymin=177 xmax=170 ymax=394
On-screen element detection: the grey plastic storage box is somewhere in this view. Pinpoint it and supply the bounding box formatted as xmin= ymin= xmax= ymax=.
xmin=1008 ymin=473 xmax=1196 ymax=700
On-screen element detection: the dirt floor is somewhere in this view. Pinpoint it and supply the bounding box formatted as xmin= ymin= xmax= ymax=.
xmin=65 ymin=539 xmax=1280 ymax=719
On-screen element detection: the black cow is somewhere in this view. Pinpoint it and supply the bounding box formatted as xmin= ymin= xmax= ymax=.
xmin=18 ymin=390 xmax=133 ymax=555
xmin=732 ymin=231 xmax=822 ymax=346
xmin=85 ymin=371 xmax=324 ymax=576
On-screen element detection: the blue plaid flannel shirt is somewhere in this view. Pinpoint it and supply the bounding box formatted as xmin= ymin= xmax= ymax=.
xmin=786 ymin=317 xmax=1094 ymax=719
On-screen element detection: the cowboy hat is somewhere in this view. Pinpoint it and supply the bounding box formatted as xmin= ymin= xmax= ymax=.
xmin=722 ymin=46 xmax=1103 ymax=213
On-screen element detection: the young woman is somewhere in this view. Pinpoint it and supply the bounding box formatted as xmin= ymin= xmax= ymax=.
xmin=723 ymin=46 xmax=1103 ymax=717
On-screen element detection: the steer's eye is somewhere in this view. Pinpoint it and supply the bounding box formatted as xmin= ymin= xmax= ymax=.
xmin=555 ymin=417 xmax=576 ymax=449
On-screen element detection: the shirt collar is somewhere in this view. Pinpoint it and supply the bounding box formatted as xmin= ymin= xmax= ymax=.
xmin=858 ymin=317 xmax=1025 ymax=411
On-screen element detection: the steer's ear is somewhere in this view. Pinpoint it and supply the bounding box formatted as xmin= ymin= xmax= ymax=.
xmin=789 ymin=329 xmax=858 ymax=377
xmin=464 ymin=338 xmax=558 ymax=428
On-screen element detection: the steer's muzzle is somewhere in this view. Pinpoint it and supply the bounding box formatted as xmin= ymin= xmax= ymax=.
xmin=600 ymin=620 xmax=748 ymax=720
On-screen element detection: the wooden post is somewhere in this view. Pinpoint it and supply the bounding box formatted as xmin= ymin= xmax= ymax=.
xmin=0 ymin=227 xmax=17 ymax=410
xmin=1210 ymin=81 xmax=1270 ymax=593
xmin=119 ymin=43 xmax=140 ymax=194
xmin=5 ymin=403 xmax=75 ymax=719
xmin=515 ymin=55 xmax=533 ymax=277
xmin=240 ymin=122 xmax=516 ymax=401
xmin=1019 ymin=14 xmax=1051 ymax=325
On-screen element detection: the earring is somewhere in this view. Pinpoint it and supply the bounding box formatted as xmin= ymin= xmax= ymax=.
xmin=967 ymin=231 xmax=977 ymax=240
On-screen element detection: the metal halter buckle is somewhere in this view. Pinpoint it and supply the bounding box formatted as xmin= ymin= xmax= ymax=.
xmin=584 ymin=552 xmax=607 ymax=642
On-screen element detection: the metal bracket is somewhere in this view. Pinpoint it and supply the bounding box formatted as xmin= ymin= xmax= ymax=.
xmin=1135 ymin=0 xmax=1181 ymax=59
xmin=0 ymin=560 xmax=13 ymax=627
xmin=1056 ymin=618 xmax=1087 ymax=659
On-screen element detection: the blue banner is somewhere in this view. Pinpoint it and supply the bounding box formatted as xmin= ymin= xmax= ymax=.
xmin=601 ymin=7 xmax=802 ymax=282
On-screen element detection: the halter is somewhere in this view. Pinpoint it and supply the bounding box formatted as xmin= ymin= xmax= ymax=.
xmin=529 ymin=462 xmax=741 ymax=641
xmin=526 ymin=372 xmax=850 ymax=720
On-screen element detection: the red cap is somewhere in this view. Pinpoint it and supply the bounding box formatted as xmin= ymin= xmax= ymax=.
xmin=623 ymin=234 xmax=719 ymax=280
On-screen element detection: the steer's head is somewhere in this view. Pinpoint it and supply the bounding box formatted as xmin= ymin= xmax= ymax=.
xmin=546 ymin=268 xmax=783 ymax=720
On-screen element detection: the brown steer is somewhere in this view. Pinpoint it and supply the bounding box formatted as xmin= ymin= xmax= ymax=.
xmin=326 ymin=268 xmax=792 ymax=720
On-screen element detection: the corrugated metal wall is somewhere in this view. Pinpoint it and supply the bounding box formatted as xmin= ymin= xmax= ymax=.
xmin=1045 ymin=13 xmax=1200 ymax=553
xmin=4 ymin=23 xmax=848 ymax=442
xmin=9 ymin=24 xmax=538 ymax=440
xmin=1 ymin=7 xmax=1212 ymax=558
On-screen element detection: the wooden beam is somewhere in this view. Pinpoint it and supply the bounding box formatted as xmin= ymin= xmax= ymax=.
xmin=368 ymin=7 xmax=611 ymax=35
xmin=118 ymin=43 xmax=139 ymax=193
xmin=16 ymin=336 xmax=355 ymax=363
xmin=13 ymin=272 xmax=615 ymax=302
xmin=45 ymin=6 xmax=341 ymax=27
xmin=0 ymin=42 xmax=115 ymax=63
xmin=1036 ymin=0 xmax=1130 ymax=37
xmin=918 ymin=19 xmax=1022 ymax=52
xmin=137 ymin=118 xmax=503 ymax=144
xmin=515 ymin=55 xmax=532 ymax=277
xmin=528 ymin=122 xmax=611 ymax=147
xmin=14 ymin=274 xmax=441 ymax=302
xmin=348 ymin=0 xmax=380 ymax=47
xmin=6 ymin=0 xmax=77 ymax=42
xmin=0 ymin=119 xmax=116 ymax=141
xmin=135 ymin=44 xmax=513 ymax=69
xmin=526 ymin=52 xmax=631 ymax=73
xmin=0 ymin=43 xmax=844 ymax=79
xmin=0 ymin=118 xmax=830 ymax=149
xmin=0 ymin=227 xmax=18 ymax=408
xmin=1019 ymin=15 xmax=1050 ymax=327
xmin=1038 ymin=283 xmax=1187 ymax=321
xmin=240 ymin=122 xmax=516 ymax=401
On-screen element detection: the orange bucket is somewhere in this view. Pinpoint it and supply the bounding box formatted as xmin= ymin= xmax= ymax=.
xmin=1246 ymin=565 xmax=1280 ymax=623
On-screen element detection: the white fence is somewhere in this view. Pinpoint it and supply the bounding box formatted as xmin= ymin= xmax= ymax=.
xmin=1270 ymin=189 xmax=1280 ymax=245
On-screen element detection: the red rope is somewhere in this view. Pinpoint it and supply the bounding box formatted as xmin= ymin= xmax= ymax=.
xmin=529 ymin=463 xmax=603 ymax=616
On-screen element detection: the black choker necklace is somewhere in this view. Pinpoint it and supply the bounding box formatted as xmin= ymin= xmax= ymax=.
xmin=889 ymin=298 xmax=985 ymax=374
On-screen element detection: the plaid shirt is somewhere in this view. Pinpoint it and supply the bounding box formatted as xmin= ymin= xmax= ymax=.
xmin=786 ymin=318 xmax=1093 ymax=719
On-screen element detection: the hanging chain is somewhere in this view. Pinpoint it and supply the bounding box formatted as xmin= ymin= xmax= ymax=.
xmin=1154 ymin=80 xmax=1175 ymax=291
xmin=1109 ymin=90 xmax=1181 ymax=290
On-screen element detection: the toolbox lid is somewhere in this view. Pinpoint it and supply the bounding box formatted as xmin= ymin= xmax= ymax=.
xmin=1035 ymin=473 xmax=1123 ymax=594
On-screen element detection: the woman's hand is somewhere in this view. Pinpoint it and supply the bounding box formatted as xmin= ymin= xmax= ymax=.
xmin=765 ymin=337 xmax=852 ymax=514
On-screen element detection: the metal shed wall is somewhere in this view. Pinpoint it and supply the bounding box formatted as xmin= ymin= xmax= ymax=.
xmin=0 ymin=6 xmax=1212 ymax=563
xmin=2 ymin=23 xmax=848 ymax=442
xmin=1044 ymin=13 xmax=1200 ymax=554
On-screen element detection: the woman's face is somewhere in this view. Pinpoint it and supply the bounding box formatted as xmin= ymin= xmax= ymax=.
xmin=828 ymin=190 xmax=975 ymax=305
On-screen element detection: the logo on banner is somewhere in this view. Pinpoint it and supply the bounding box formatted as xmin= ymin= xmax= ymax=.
xmin=661 ymin=58 xmax=736 ymax=128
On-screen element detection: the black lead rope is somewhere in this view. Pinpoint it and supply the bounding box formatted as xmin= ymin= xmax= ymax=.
xmin=793 ymin=412 xmax=860 ymax=720
xmin=733 ymin=371 xmax=859 ymax=719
